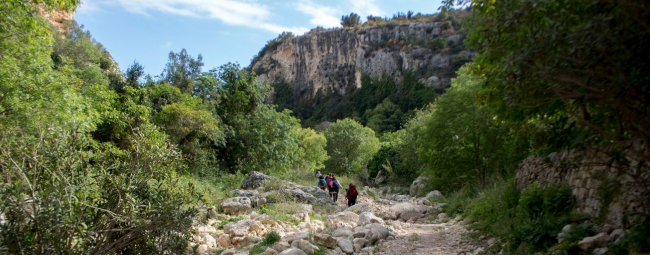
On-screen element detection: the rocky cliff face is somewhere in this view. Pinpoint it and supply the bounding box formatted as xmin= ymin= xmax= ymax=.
xmin=250 ymin=21 xmax=471 ymax=100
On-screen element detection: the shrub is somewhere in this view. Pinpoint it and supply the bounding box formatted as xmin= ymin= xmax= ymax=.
xmin=429 ymin=37 xmax=447 ymax=51
xmin=249 ymin=231 xmax=281 ymax=254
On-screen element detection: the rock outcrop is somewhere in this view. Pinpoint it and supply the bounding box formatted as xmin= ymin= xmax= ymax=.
xmin=250 ymin=22 xmax=470 ymax=104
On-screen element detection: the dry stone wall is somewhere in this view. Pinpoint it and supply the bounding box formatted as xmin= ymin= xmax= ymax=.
xmin=516 ymin=141 xmax=650 ymax=228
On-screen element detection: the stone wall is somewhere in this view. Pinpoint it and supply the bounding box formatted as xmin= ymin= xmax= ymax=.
xmin=516 ymin=141 xmax=650 ymax=228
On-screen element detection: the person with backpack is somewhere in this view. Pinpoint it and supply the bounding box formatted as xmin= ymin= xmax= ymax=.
xmin=346 ymin=183 xmax=358 ymax=207
xmin=317 ymin=176 xmax=326 ymax=190
xmin=315 ymin=171 xmax=323 ymax=179
xmin=329 ymin=176 xmax=341 ymax=202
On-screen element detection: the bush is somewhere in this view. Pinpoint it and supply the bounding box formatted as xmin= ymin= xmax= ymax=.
xmin=249 ymin=231 xmax=281 ymax=254
xmin=430 ymin=37 xmax=447 ymax=51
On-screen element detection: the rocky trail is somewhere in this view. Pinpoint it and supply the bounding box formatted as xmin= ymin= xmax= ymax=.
xmin=189 ymin=172 xmax=485 ymax=255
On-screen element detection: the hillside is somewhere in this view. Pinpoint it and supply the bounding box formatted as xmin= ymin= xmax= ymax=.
xmin=249 ymin=12 xmax=471 ymax=129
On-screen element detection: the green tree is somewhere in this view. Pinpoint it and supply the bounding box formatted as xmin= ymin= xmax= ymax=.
xmin=446 ymin=0 xmax=650 ymax=160
xmin=364 ymin=98 xmax=403 ymax=133
xmin=324 ymin=118 xmax=380 ymax=176
xmin=414 ymin=66 xmax=518 ymax=191
xmin=293 ymin=128 xmax=328 ymax=173
xmin=160 ymin=48 xmax=204 ymax=93
xmin=341 ymin=13 xmax=361 ymax=27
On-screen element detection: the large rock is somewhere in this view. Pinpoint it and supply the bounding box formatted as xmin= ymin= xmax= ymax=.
xmin=273 ymin=241 xmax=291 ymax=252
xmin=241 ymin=171 xmax=273 ymax=189
xmin=218 ymin=234 xmax=231 ymax=248
xmin=280 ymin=189 xmax=323 ymax=205
xmin=366 ymin=223 xmax=390 ymax=245
xmin=353 ymin=238 xmax=366 ymax=253
xmin=425 ymin=190 xmax=444 ymax=200
xmin=221 ymin=197 xmax=252 ymax=215
xmin=264 ymin=248 xmax=278 ymax=255
xmin=578 ymin=232 xmax=610 ymax=250
xmin=329 ymin=211 xmax=360 ymax=225
xmin=223 ymin=220 xmax=261 ymax=237
xmin=291 ymin=239 xmax=319 ymax=254
xmin=298 ymin=186 xmax=332 ymax=204
xmin=410 ymin=175 xmax=430 ymax=196
xmin=389 ymin=202 xmax=416 ymax=213
xmin=278 ymin=248 xmax=308 ymax=255
xmin=336 ymin=238 xmax=354 ymax=254
xmin=282 ymin=232 xmax=309 ymax=243
xmin=357 ymin=212 xmax=384 ymax=226
xmin=332 ymin=227 xmax=353 ymax=238
xmin=398 ymin=210 xmax=423 ymax=222
xmin=221 ymin=249 xmax=236 ymax=255
xmin=314 ymin=233 xmax=337 ymax=248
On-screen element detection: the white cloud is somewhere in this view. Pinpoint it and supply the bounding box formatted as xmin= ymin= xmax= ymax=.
xmin=104 ymin=0 xmax=306 ymax=34
xmin=77 ymin=0 xmax=101 ymax=14
xmin=349 ymin=0 xmax=384 ymax=19
xmin=296 ymin=0 xmax=341 ymax=28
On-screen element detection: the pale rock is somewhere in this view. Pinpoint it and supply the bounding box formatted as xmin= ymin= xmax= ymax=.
xmin=332 ymin=228 xmax=353 ymax=238
xmin=353 ymin=238 xmax=366 ymax=252
xmin=578 ymin=233 xmax=610 ymax=250
xmin=264 ymin=248 xmax=278 ymax=255
xmin=291 ymin=239 xmax=318 ymax=254
xmin=389 ymin=202 xmax=416 ymax=213
xmin=438 ymin=213 xmax=447 ymax=220
xmin=557 ymin=224 xmax=573 ymax=243
xmin=593 ymin=247 xmax=608 ymax=255
xmin=201 ymin=233 xmax=216 ymax=247
xmin=610 ymin=229 xmax=625 ymax=241
xmin=223 ymin=220 xmax=261 ymax=237
xmin=282 ymin=232 xmax=308 ymax=243
xmin=416 ymin=197 xmax=430 ymax=206
xmin=410 ymin=175 xmax=429 ymax=196
xmin=329 ymin=211 xmax=360 ymax=225
xmin=233 ymin=236 xmax=262 ymax=247
xmin=221 ymin=249 xmax=236 ymax=255
xmin=314 ymin=233 xmax=338 ymax=248
xmin=196 ymin=225 xmax=217 ymax=235
xmin=426 ymin=190 xmax=444 ymax=200
xmin=241 ymin=171 xmax=272 ymax=189
xmin=278 ymin=247 xmax=308 ymax=255
xmin=357 ymin=212 xmax=385 ymax=226
xmin=398 ymin=210 xmax=422 ymax=222
xmin=274 ymin=241 xmax=291 ymax=252
xmin=196 ymin=244 xmax=208 ymax=255
xmin=218 ymin=234 xmax=231 ymax=248
xmin=221 ymin=197 xmax=252 ymax=216
xmin=336 ymin=238 xmax=354 ymax=254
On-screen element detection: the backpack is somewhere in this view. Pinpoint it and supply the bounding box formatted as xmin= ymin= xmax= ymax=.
xmin=332 ymin=180 xmax=339 ymax=189
xmin=348 ymin=184 xmax=357 ymax=198
xmin=318 ymin=179 xmax=326 ymax=188
xmin=327 ymin=179 xmax=333 ymax=188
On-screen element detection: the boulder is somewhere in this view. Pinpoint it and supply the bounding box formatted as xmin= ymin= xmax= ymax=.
xmin=291 ymin=239 xmax=318 ymax=254
xmin=282 ymin=232 xmax=309 ymax=243
xmin=357 ymin=212 xmax=384 ymax=226
xmin=578 ymin=232 xmax=610 ymax=250
xmin=298 ymin=186 xmax=332 ymax=204
xmin=409 ymin=175 xmax=429 ymax=196
xmin=610 ymin=228 xmax=625 ymax=241
xmin=398 ymin=210 xmax=422 ymax=222
xmin=389 ymin=202 xmax=416 ymax=213
xmin=273 ymin=241 xmax=291 ymax=252
xmin=201 ymin=233 xmax=217 ymax=247
xmin=557 ymin=224 xmax=573 ymax=243
xmin=425 ymin=190 xmax=444 ymax=200
xmin=314 ymin=233 xmax=338 ymax=248
xmin=416 ymin=197 xmax=430 ymax=206
xmin=280 ymin=189 xmax=323 ymax=204
xmin=264 ymin=248 xmax=278 ymax=255
xmin=278 ymin=248 xmax=308 ymax=255
xmin=366 ymin=223 xmax=389 ymax=245
xmin=241 ymin=171 xmax=273 ymax=190
xmin=353 ymin=238 xmax=366 ymax=252
xmin=329 ymin=211 xmax=360 ymax=224
xmin=218 ymin=234 xmax=231 ymax=248
xmin=195 ymin=225 xmax=217 ymax=235
xmin=346 ymin=203 xmax=372 ymax=214
xmin=223 ymin=220 xmax=261 ymax=237
xmin=336 ymin=238 xmax=354 ymax=254
xmin=221 ymin=197 xmax=252 ymax=215
xmin=232 ymin=236 xmax=262 ymax=247
xmin=332 ymin=227 xmax=353 ymax=238
xmin=437 ymin=213 xmax=447 ymax=220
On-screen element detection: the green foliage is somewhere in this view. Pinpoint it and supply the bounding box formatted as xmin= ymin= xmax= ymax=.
xmin=341 ymin=13 xmax=361 ymax=27
xmin=160 ymin=48 xmax=204 ymax=93
xmin=460 ymin=0 xmax=650 ymax=159
xmin=413 ymin=66 xmax=529 ymax=192
xmin=429 ymin=37 xmax=447 ymax=51
xmin=610 ymin=217 xmax=650 ymax=254
xmin=324 ymin=119 xmax=380 ymax=176
xmin=249 ymin=231 xmax=281 ymax=254
xmin=364 ymin=98 xmax=404 ymax=133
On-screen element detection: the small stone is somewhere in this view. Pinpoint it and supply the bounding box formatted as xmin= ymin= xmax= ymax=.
xmin=274 ymin=241 xmax=291 ymax=252
xmin=218 ymin=234 xmax=231 ymax=248
xmin=291 ymin=239 xmax=318 ymax=254
xmin=593 ymin=247 xmax=608 ymax=255
xmin=337 ymin=238 xmax=354 ymax=254
xmin=438 ymin=213 xmax=447 ymax=220
xmin=578 ymin=233 xmax=610 ymax=250
xmin=314 ymin=233 xmax=338 ymax=248
xmin=278 ymin=247 xmax=308 ymax=255
xmin=221 ymin=248 xmax=236 ymax=255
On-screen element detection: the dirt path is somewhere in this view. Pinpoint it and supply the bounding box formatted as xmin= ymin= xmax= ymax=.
xmin=331 ymin=190 xmax=483 ymax=255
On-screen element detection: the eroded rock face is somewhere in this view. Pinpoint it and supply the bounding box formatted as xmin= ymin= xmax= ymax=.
xmin=250 ymin=23 xmax=470 ymax=106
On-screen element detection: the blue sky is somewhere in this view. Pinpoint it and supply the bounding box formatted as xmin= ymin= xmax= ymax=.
xmin=75 ymin=0 xmax=444 ymax=75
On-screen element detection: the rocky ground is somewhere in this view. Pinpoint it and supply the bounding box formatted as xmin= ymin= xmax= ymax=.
xmin=188 ymin=172 xmax=485 ymax=255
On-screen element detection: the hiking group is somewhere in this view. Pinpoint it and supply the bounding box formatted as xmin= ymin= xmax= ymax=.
xmin=316 ymin=171 xmax=357 ymax=207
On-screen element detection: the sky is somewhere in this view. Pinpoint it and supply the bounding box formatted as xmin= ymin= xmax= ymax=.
xmin=75 ymin=0 xmax=444 ymax=76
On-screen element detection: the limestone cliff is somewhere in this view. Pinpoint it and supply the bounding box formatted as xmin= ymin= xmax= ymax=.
xmin=249 ymin=21 xmax=471 ymax=100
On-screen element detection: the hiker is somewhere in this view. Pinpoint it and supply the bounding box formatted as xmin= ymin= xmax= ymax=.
xmin=328 ymin=176 xmax=340 ymax=202
xmin=325 ymin=173 xmax=332 ymax=184
xmin=315 ymin=171 xmax=323 ymax=179
xmin=346 ymin=183 xmax=358 ymax=207
xmin=317 ymin=176 xmax=327 ymax=190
